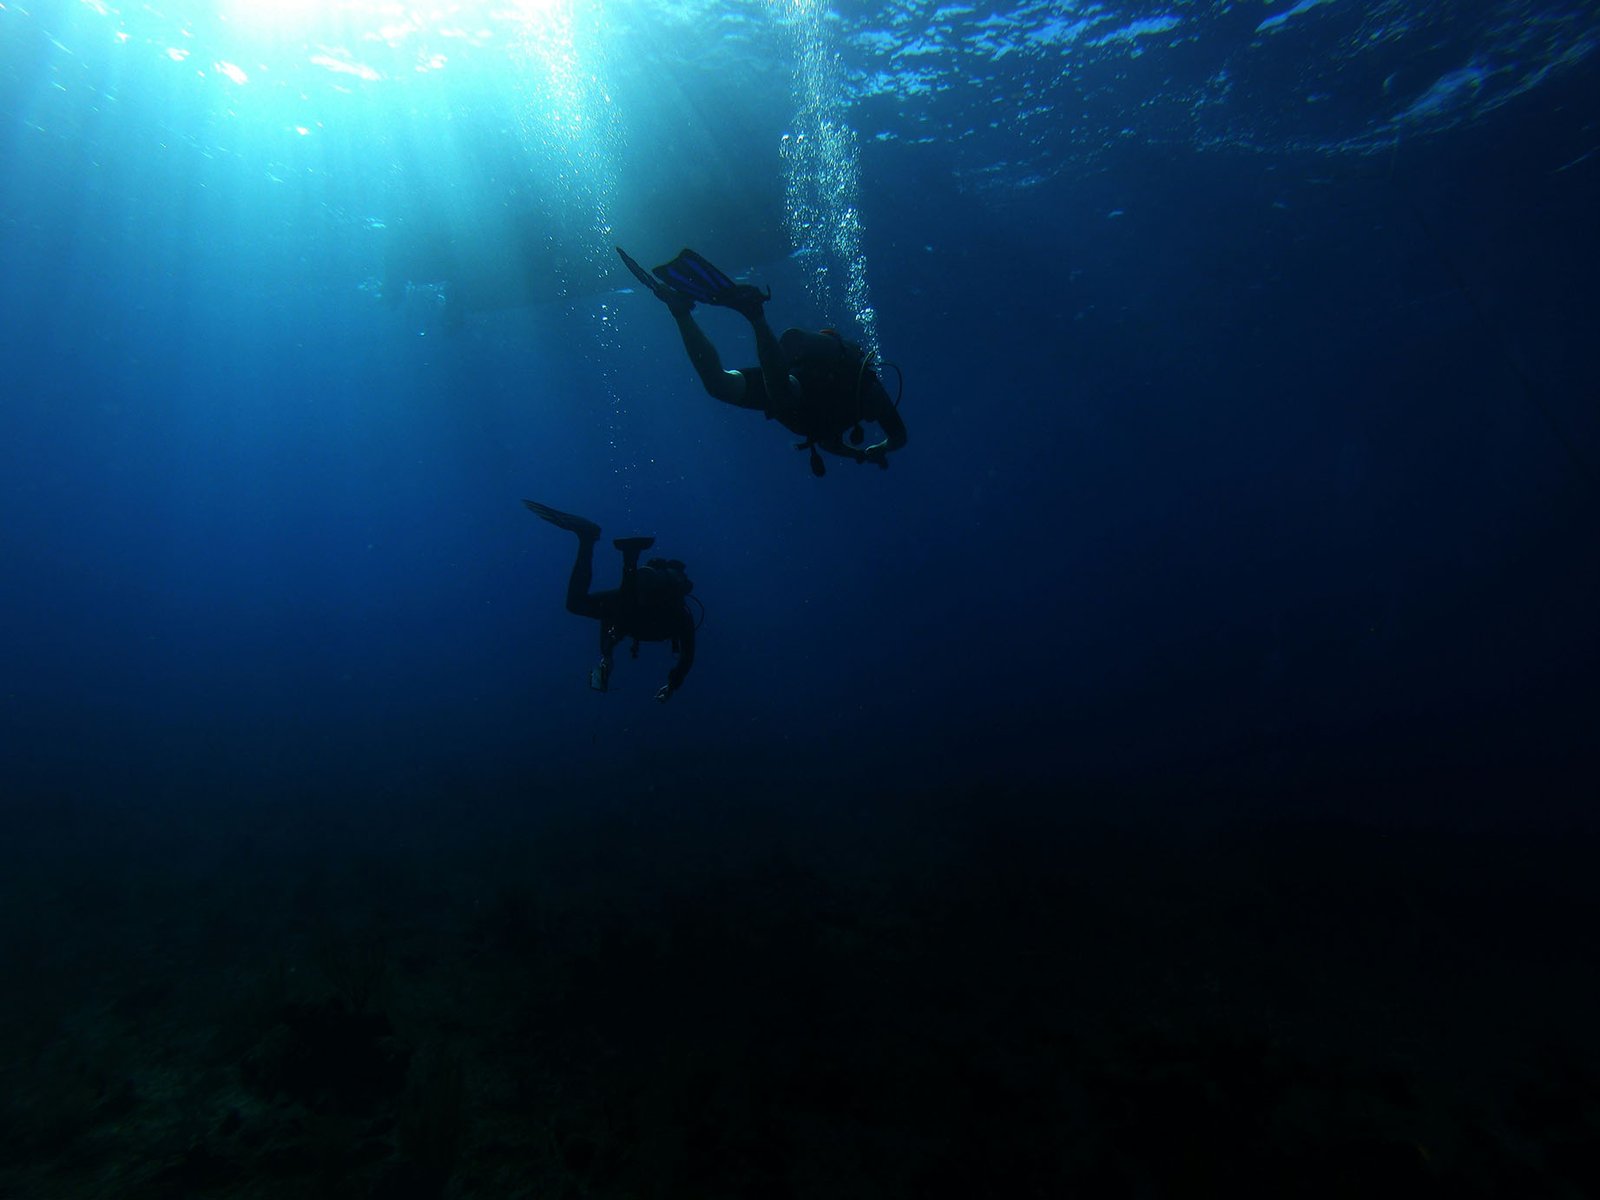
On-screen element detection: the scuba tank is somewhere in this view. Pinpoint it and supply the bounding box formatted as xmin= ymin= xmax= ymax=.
xmin=779 ymin=327 xmax=905 ymax=475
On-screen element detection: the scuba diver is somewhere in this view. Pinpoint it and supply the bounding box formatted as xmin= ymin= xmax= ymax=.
xmin=524 ymin=500 xmax=697 ymax=702
xmin=616 ymin=246 xmax=907 ymax=477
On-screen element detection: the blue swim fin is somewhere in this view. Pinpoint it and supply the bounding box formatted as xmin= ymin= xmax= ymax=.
xmin=616 ymin=246 xmax=694 ymax=315
xmin=653 ymin=248 xmax=770 ymax=315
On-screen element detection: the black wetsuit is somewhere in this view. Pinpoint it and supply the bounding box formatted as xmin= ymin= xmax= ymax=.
xmin=737 ymin=363 xmax=869 ymax=444
xmin=736 ymin=331 xmax=901 ymax=469
xmin=564 ymin=542 xmax=696 ymax=694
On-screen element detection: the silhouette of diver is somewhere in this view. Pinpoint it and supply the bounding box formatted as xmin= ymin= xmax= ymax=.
xmin=525 ymin=501 xmax=697 ymax=702
xmin=617 ymin=246 xmax=907 ymax=477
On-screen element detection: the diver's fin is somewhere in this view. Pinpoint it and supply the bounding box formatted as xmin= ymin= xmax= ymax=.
xmin=524 ymin=500 xmax=601 ymax=541
xmin=653 ymin=248 xmax=770 ymax=315
xmin=616 ymin=247 xmax=660 ymax=292
xmin=616 ymin=246 xmax=694 ymax=315
xmin=652 ymin=249 xmax=734 ymax=300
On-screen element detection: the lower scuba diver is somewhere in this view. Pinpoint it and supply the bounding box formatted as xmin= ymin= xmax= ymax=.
xmin=615 ymin=246 xmax=907 ymax=477
xmin=524 ymin=500 xmax=697 ymax=702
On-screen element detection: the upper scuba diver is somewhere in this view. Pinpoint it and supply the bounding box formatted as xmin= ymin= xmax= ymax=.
xmin=524 ymin=500 xmax=697 ymax=702
xmin=615 ymin=246 xmax=907 ymax=477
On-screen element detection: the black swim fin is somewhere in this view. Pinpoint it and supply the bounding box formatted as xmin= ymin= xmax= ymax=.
xmin=653 ymin=249 xmax=770 ymax=315
xmin=616 ymin=246 xmax=694 ymax=315
xmin=525 ymin=500 xmax=601 ymax=540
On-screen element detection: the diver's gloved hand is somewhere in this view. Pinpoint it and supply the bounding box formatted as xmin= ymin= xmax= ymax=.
xmin=724 ymin=283 xmax=771 ymax=321
xmin=655 ymin=684 xmax=673 ymax=703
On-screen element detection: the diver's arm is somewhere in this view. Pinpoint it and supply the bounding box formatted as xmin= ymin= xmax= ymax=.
xmin=815 ymin=405 xmax=905 ymax=468
xmin=816 ymin=436 xmax=870 ymax=464
xmin=657 ymin=613 xmax=696 ymax=702
xmin=863 ymin=399 xmax=908 ymax=462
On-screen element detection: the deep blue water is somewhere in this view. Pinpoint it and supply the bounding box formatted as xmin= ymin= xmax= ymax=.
xmin=2 ymin=1 xmax=1599 ymax=1194
xmin=4 ymin=0 xmax=1594 ymax=820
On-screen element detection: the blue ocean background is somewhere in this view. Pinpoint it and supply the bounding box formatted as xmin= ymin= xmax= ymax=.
xmin=2 ymin=1 xmax=1598 ymax=1195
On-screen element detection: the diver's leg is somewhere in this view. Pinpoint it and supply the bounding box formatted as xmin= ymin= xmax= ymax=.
xmin=612 ymin=537 xmax=655 ymax=602
xmin=613 ymin=536 xmax=655 ymax=580
xmin=563 ymin=532 xmax=604 ymax=619
xmin=672 ymin=311 xmax=755 ymax=408
xmin=525 ymin=501 xmax=605 ymax=617
xmin=748 ymin=313 xmax=799 ymax=416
